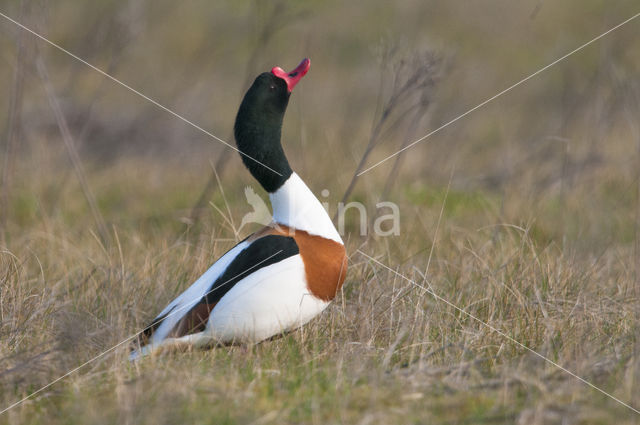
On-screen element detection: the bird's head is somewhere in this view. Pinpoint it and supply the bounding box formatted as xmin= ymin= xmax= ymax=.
xmin=236 ymin=58 xmax=310 ymax=122
xmin=234 ymin=58 xmax=311 ymax=193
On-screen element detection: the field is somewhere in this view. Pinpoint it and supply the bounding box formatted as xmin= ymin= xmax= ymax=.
xmin=1 ymin=1 xmax=640 ymax=424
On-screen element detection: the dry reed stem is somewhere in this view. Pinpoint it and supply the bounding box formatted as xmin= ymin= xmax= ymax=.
xmin=0 ymin=0 xmax=27 ymax=244
xmin=36 ymin=54 xmax=110 ymax=243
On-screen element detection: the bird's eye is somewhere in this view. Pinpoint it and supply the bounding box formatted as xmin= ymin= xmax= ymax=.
xmin=269 ymin=85 xmax=276 ymax=90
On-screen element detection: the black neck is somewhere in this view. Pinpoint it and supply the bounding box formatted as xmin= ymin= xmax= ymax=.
xmin=234 ymin=73 xmax=293 ymax=193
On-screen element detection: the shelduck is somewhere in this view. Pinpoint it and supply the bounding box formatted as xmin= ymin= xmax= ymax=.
xmin=131 ymin=58 xmax=347 ymax=359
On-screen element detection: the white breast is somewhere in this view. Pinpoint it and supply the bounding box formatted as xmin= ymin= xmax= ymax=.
xmin=269 ymin=173 xmax=343 ymax=244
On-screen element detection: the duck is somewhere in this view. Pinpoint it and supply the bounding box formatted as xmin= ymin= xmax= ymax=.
xmin=130 ymin=58 xmax=347 ymax=360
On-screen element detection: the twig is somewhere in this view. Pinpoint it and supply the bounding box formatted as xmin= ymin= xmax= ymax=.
xmin=614 ymin=68 xmax=640 ymax=296
xmin=337 ymin=48 xmax=442 ymax=213
xmin=381 ymin=105 xmax=430 ymax=201
xmin=48 ymin=3 xmax=144 ymax=213
xmin=35 ymin=54 xmax=110 ymax=244
xmin=0 ymin=0 xmax=27 ymax=244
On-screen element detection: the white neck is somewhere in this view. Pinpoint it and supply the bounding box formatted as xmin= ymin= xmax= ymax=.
xmin=269 ymin=173 xmax=343 ymax=244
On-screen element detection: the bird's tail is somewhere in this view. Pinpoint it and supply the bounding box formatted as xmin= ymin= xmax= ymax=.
xmin=128 ymin=332 xmax=210 ymax=361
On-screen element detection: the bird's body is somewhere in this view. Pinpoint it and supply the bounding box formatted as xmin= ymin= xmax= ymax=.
xmin=131 ymin=59 xmax=347 ymax=359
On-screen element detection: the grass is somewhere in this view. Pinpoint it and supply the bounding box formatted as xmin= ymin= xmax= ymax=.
xmin=1 ymin=150 xmax=638 ymax=424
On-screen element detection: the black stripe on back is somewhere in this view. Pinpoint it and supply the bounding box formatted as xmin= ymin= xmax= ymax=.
xmin=202 ymin=234 xmax=299 ymax=305
xmin=167 ymin=234 xmax=299 ymax=338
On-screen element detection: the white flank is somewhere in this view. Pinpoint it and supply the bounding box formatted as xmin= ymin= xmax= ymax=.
xmin=205 ymin=254 xmax=329 ymax=343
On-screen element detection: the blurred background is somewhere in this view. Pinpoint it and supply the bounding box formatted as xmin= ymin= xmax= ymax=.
xmin=2 ymin=2 xmax=640 ymax=423
xmin=1 ymin=0 xmax=639 ymax=253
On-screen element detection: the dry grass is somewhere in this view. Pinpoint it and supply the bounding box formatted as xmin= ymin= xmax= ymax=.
xmin=1 ymin=149 xmax=639 ymax=424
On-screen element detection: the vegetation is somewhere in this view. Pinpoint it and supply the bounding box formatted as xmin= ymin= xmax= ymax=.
xmin=1 ymin=0 xmax=639 ymax=423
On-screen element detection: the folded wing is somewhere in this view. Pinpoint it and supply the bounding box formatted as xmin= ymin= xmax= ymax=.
xmin=134 ymin=234 xmax=299 ymax=352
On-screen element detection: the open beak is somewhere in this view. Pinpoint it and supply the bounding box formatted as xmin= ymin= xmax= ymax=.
xmin=271 ymin=58 xmax=311 ymax=92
